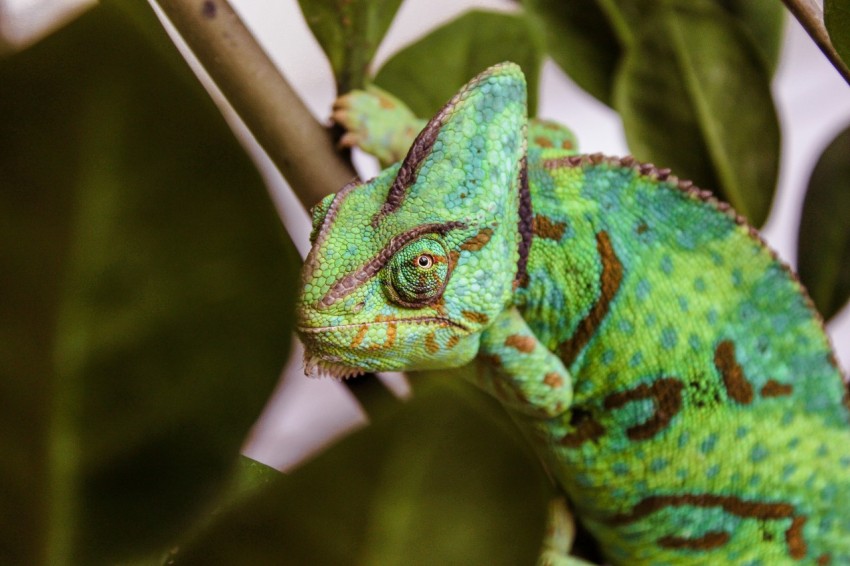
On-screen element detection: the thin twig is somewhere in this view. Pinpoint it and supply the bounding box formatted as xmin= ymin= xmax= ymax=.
xmin=782 ymin=0 xmax=850 ymax=85
xmin=153 ymin=0 xmax=356 ymax=209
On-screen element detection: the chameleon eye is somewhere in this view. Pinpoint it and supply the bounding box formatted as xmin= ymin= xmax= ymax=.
xmin=385 ymin=238 xmax=450 ymax=307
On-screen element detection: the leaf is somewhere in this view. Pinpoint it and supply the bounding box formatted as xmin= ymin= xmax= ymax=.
xmin=613 ymin=0 xmax=780 ymax=226
xmin=715 ymin=0 xmax=785 ymax=73
xmin=0 ymin=4 xmax=298 ymax=563
xmin=167 ymin=379 xmax=551 ymax=565
xmin=797 ymin=125 xmax=850 ymax=320
xmin=297 ymin=0 xmax=403 ymax=92
xmin=522 ymin=0 xmax=622 ymax=106
xmin=374 ymin=10 xmax=545 ymax=117
xmin=826 ymin=0 xmax=850 ymax=68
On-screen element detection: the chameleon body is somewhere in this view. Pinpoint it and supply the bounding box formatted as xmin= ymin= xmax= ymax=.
xmin=296 ymin=63 xmax=850 ymax=564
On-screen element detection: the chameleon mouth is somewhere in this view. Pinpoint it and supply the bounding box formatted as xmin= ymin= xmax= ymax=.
xmin=303 ymin=352 xmax=365 ymax=380
xmin=296 ymin=316 xmax=467 ymax=334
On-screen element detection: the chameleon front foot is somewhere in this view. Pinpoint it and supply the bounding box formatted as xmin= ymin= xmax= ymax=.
xmin=538 ymin=498 xmax=596 ymax=566
xmin=332 ymin=85 xmax=425 ymax=166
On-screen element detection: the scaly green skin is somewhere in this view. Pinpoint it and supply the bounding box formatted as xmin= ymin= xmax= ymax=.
xmin=296 ymin=63 xmax=850 ymax=564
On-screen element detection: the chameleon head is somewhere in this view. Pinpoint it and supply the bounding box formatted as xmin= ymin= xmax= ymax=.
xmin=296 ymin=63 xmax=529 ymax=378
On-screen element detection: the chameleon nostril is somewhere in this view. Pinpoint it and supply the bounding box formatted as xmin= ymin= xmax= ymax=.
xmin=352 ymin=301 xmax=365 ymax=313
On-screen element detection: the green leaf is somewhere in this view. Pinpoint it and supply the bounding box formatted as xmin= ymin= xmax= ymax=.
xmin=374 ymin=10 xmax=545 ymax=117
xmin=0 ymin=4 xmax=297 ymax=563
xmin=826 ymin=0 xmax=850 ymax=68
xmin=614 ymin=0 xmax=780 ymax=226
xmin=797 ymin=125 xmax=850 ymax=321
xmin=715 ymin=0 xmax=785 ymax=73
xmin=167 ymin=379 xmax=551 ymax=565
xmin=297 ymin=0 xmax=403 ymax=92
xmin=522 ymin=0 xmax=622 ymax=106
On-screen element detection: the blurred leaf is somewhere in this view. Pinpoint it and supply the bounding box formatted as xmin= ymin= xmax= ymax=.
xmin=374 ymin=10 xmax=545 ymax=117
xmin=715 ymin=0 xmax=784 ymax=73
xmin=0 ymin=3 xmax=297 ymax=563
xmin=614 ymin=0 xmax=779 ymax=226
xmin=797 ymin=125 xmax=850 ymax=320
xmin=522 ymin=0 xmax=622 ymax=106
xmin=167 ymin=379 xmax=551 ymax=565
xmin=297 ymin=0 xmax=403 ymax=92
xmin=826 ymin=0 xmax=850 ymax=67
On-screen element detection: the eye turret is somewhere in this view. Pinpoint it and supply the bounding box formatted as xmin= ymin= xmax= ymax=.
xmin=384 ymin=237 xmax=450 ymax=307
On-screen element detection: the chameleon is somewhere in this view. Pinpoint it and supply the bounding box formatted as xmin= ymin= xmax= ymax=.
xmin=295 ymin=62 xmax=850 ymax=564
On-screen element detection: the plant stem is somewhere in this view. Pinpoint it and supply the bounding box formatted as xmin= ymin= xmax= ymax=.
xmin=153 ymin=0 xmax=356 ymax=209
xmin=781 ymin=0 xmax=850 ymax=85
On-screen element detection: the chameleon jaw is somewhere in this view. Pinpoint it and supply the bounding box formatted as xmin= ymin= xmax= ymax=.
xmin=303 ymin=352 xmax=365 ymax=380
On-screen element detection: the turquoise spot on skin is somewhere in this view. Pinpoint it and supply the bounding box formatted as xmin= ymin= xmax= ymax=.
xmin=629 ymin=352 xmax=643 ymax=367
xmin=649 ymin=458 xmax=668 ymax=472
xmin=694 ymin=277 xmax=706 ymax=292
xmin=660 ymin=255 xmax=673 ymax=274
xmin=645 ymin=313 xmax=656 ymax=327
xmin=706 ymin=308 xmax=718 ymax=325
xmin=635 ymin=278 xmax=651 ymax=300
xmin=749 ymin=474 xmax=762 ymax=487
xmin=735 ymin=426 xmax=749 ymax=438
xmin=782 ymin=411 xmax=795 ymax=426
xmin=678 ymin=431 xmax=690 ymax=448
xmin=818 ymin=444 xmax=830 ymax=457
xmin=688 ymin=334 xmax=701 ymax=351
xmin=750 ymin=443 xmax=769 ymax=463
xmin=612 ymin=462 xmax=630 ymax=476
xmin=661 ymin=327 xmax=677 ymax=350
xmin=677 ymin=295 xmax=688 ymax=312
xmin=706 ymin=464 xmax=720 ymax=479
xmin=618 ymin=319 xmax=634 ymax=334
xmin=676 ymin=468 xmax=688 ymax=480
xmin=700 ymin=433 xmax=718 ymax=454
xmin=788 ymin=437 xmax=800 ymax=449
xmin=782 ymin=464 xmax=797 ymax=479
xmin=602 ymin=349 xmax=615 ymax=365
xmin=732 ymin=267 xmax=743 ymax=287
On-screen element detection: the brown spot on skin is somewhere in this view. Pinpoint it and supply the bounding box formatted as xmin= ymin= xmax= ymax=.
xmin=425 ymin=332 xmax=439 ymax=354
xmin=658 ymin=531 xmax=730 ymax=550
xmin=544 ymin=372 xmax=563 ymax=388
xmin=714 ymin=340 xmax=754 ymax=404
xmin=505 ymin=334 xmax=536 ymax=353
xmin=534 ymin=136 xmax=554 ymax=148
xmin=604 ymin=378 xmax=684 ymax=441
xmin=532 ymin=215 xmax=566 ymax=240
xmin=560 ymin=407 xmax=605 ymax=447
xmin=786 ymin=516 xmax=807 ymax=559
xmin=446 ymin=335 xmax=460 ymax=349
xmin=350 ymin=325 xmax=368 ymax=349
xmin=561 ymin=139 xmax=573 ymax=150
xmin=818 ymin=553 xmax=832 ymax=565
xmin=560 ymin=231 xmax=623 ymax=366
xmin=462 ymin=310 xmax=489 ymax=325
xmin=636 ymin=222 xmax=649 ymax=234
xmin=378 ymin=95 xmax=396 ymax=109
xmin=607 ymin=494 xmax=807 ymax=558
xmin=460 ymin=227 xmax=493 ymax=251
xmin=761 ymin=379 xmax=793 ymax=398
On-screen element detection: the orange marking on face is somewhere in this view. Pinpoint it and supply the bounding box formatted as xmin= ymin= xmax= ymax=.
xmin=368 ymin=315 xmax=397 ymax=350
xmin=462 ymin=310 xmax=489 ymax=324
xmin=425 ymin=332 xmax=439 ymax=354
xmin=350 ymin=325 xmax=369 ymax=348
xmin=446 ymin=335 xmax=460 ymax=349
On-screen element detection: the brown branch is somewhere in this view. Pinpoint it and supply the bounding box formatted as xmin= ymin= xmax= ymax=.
xmin=781 ymin=0 xmax=850 ymax=85
xmin=153 ymin=0 xmax=356 ymax=209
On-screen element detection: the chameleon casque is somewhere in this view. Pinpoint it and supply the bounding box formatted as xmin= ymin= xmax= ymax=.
xmin=295 ymin=63 xmax=850 ymax=564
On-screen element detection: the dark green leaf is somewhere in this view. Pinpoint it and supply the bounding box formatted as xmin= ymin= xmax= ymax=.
xmin=374 ymin=10 xmax=545 ymax=117
xmin=522 ymin=0 xmax=622 ymax=106
xmin=797 ymin=125 xmax=850 ymax=320
xmin=614 ymin=0 xmax=780 ymax=226
xmin=715 ymin=0 xmax=785 ymax=73
xmin=168 ymin=378 xmax=551 ymax=565
xmin=0 ymin=4 xmax=297 ymax=563
xmin=297 ymin=0 xmax=403 ymax=92
xmin=826 ymin=0 xmax=850 ymax=68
